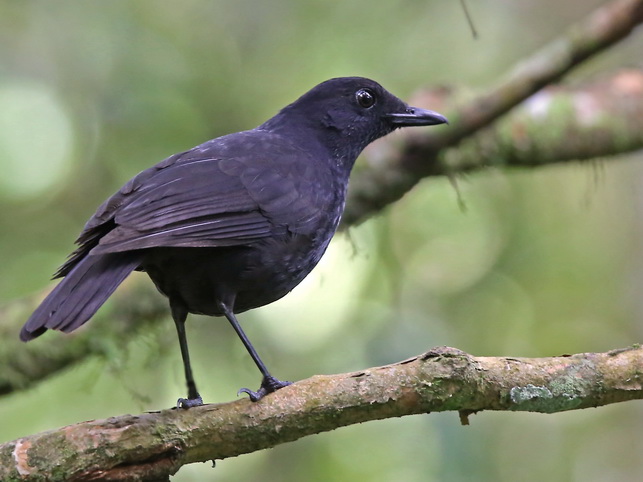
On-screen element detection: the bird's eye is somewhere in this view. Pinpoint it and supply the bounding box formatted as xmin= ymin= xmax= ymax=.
xmin=355 ymin=88 xmax=376 ymax=108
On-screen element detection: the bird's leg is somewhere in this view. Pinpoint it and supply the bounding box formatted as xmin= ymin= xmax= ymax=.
xmin=219 ymin=301 xmax=291 ymax=402
xmin=171 ymin=301 xmax=203 ymax=408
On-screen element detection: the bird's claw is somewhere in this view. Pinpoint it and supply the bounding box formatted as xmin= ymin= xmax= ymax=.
xmin=177 ymin=394 xmax=203 ymax=409
xmin=238 ymin=375 xmax=292 ymax=402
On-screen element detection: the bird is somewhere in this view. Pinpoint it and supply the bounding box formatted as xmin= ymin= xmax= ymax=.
xmin=20 ymin=77 xmax=447 ymax=407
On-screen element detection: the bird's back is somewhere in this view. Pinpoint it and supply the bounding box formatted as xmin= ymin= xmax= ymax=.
xmin=132 ymin=129 xmax=347 ymax=315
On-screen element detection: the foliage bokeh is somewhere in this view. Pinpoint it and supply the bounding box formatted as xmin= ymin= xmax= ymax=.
xmin=1 ymin=1 xmax=642 ymax=480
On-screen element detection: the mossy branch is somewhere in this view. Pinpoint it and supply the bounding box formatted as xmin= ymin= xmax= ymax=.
xmin=1 ymin=346 xmax=641 ymax=481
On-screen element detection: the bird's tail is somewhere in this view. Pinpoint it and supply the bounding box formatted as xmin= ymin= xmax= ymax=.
xmin=20 ymin=252 xmax=142 ymax=341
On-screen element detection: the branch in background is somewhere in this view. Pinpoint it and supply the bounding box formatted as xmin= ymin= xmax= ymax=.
xmin=344 ymin=69 xmax=643 ymax=224
xmin=0 ymin=275 xmax=166 ymax=396
xmin=1 ymin=346 xmax=641 ymax=481
xmin=343 ymin=0 xmax=643 ymax=225
xmin=417 ymin=69 xmax=643 ymax=173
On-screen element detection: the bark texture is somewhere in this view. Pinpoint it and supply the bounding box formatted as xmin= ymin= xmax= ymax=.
xmin=1 ymin=346 xmax=641 ymax=481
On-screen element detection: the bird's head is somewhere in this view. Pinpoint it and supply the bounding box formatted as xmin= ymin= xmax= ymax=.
xmin=260 ymin=77 xmax=447 ymax=168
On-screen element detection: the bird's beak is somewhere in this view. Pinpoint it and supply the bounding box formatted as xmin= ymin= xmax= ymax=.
xmin=385 ymin=107 xmax=448 ymax=127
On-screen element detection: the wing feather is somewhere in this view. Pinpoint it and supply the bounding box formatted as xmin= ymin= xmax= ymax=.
xmin=61 ymin=130 xmax=328 ymax=272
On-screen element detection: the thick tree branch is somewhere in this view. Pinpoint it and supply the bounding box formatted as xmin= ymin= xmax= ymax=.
xmin=343 ymin=0 xmax=643 ymax=225
xmin=1 ymin=346 xmax=641 ymax=481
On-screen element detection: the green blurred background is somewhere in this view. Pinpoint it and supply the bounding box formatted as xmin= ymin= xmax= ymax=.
xmin=1 ymin=1 xmax=642 ymax=480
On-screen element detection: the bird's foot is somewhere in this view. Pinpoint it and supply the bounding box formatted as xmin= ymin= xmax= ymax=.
xmin=238 ymin=375 xmax=292 ymax=402
xmin=177 ymin=393 xmax=203 ymax=409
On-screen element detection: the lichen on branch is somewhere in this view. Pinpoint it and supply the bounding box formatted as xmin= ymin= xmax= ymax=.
xmin=1 ymin=346 xmax=640 ymax=481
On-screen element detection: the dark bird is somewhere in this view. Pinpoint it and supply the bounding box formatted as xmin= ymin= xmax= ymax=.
xmin=20 ymin=77 xmax=447 ymax=407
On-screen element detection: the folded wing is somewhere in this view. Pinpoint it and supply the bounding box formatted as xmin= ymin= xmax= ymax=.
xmin=57 ymin=132 xmax=323 ymax=277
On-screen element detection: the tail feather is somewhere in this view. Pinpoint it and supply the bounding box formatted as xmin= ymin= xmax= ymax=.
xmin=20 ymin=252 xmax=142 ymax=341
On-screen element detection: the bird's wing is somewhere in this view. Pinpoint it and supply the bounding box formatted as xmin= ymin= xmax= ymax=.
xmin=94 ymin=164 xmax=272 ymax=253
xmin=56 ymin=132 xmax=327 ymax=277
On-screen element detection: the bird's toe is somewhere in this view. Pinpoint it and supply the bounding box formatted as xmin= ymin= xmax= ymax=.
xmin=238 ymin=376 xmax=292 ymax=402
xmin=177 ymin=394 xmax=204 ymax=409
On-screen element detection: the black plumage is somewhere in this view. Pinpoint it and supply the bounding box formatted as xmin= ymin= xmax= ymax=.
xmin=20 ymin=77 xmax=447 ymax=406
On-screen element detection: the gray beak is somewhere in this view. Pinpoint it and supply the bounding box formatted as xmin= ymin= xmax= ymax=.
xmin=385 ymin=107 xmax=448 ymax=127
